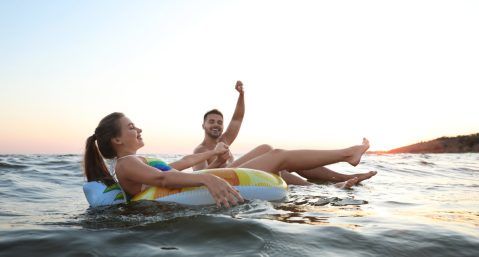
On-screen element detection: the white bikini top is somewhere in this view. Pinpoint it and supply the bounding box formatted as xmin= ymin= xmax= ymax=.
xmin=110 ymin=154 xmax=137 ymax=182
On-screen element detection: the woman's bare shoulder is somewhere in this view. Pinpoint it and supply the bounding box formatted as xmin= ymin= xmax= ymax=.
xmin=117 ymin=155 xmax=147 ymax=170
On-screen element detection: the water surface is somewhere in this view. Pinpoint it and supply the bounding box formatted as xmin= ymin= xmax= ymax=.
xmin=1 ymin=154 xmax=478 ymax=256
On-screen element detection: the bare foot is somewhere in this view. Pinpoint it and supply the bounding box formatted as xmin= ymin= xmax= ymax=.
xmin=352 ymin=171 xmax=377 ymax=183
xmin=334 ymin=177 xmax=359 ymax=189
xmin=346 ymin=138 xmax=370 ymax=166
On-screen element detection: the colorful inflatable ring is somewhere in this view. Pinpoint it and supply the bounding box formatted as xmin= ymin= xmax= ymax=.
xmin=83 ymin=168 xmax=287 ymax=207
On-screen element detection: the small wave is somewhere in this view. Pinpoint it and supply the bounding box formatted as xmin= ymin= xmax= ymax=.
xmin=419 ymin=160 xmax=435 ymax=166
xmin=380 ymin=201 xmax=420 ymax=206
xmin=330 ymin=199 xmax=368 ymax=206
xmin=0 ymin=211 xmax=27 ymax=217
xmin=0 ymin=162 xmax=29 ymax=169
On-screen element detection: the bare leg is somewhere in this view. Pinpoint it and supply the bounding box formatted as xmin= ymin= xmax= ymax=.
xmin=296 ymin=166 xmax=377 ymax=183
xmin=228 ymin=144 xmax=272 ymax=167
xmin=281 ymin=170 xmax=362 ymax=189
xmin=238 ymin=138 xmax=370 ymax=174
xmin=297 ymin=166 xmax=350 ymax=182
xmin=279 ymin=171 xmax=312 ymax=186
xmin=227 ymin=144 xmax=313 ymax=185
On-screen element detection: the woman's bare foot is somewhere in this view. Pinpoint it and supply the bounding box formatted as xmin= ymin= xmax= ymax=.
xmin=334 ymin=177 xmax=359 ymax=189
xmin=346 ymin=138 xmax=370 ymax=166
xmin=351 ymin=171 xmax=377 ymax=183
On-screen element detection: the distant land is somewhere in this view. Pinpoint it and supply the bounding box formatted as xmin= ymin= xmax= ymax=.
xmin=370 ymin=133 xmax=479 ymax=154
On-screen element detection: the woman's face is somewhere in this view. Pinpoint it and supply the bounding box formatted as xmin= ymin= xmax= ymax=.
xmin=115 ymin=116 xmax=144 ymax=151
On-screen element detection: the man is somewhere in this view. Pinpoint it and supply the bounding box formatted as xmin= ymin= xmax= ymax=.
xmin=193 ymin=81 xmax=377 ymax=184
xmin=193 ymin=80 xmax=245 ymax=170
xmin=193 ymin=81 xmax=277 ymax=171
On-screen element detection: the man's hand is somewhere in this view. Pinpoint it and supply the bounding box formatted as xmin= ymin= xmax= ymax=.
xmin=213 ymin=142 xmax=229 ymax=155
xmin=235 ymin=80 xmax=244 ymax=94
xmin=213 ymin=142 xmax=231 ymax=167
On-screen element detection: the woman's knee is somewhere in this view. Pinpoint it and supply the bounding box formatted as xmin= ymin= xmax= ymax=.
xmin=269 ymin=148 xmax=285 ymax=156
xmin=255 ymin=145 xmax=284 ymax=157
xmin=255 ymin=144 xmax=273 ymax=153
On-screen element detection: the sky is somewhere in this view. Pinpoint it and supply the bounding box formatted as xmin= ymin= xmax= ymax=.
xmin=0 ymin=0 xmax=478 ymax=154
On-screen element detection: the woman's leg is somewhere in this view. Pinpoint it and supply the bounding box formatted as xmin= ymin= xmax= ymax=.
xmin=228 ymin=145 xmax=319 ymax=185
xmin=229 ymin=140 xmax=375 ymax=185
xmin=238 ymin=138 xmax=370 ymax=174
xmin=228 ymin=144 xmax=273 ymax=167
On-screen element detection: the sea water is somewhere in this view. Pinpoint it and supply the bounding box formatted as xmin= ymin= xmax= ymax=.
xmin=0 ymin=153 xmax=478 ymax=257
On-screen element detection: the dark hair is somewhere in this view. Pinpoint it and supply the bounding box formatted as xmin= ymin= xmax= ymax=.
xmin=203 ymin=109 xmax=223 ymax=123
xmin=83 ymin=112 xmax=125 ymax=186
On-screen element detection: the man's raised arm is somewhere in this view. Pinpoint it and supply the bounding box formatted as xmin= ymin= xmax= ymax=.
xmin=221 ymin=80 xmax=245 ymax=145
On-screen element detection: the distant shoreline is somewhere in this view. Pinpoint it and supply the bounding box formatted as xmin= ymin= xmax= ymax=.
xmin=369 ymin=133 xmax=479 ymax=154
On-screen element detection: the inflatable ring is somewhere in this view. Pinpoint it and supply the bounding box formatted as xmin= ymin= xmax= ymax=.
xmin=83 ymin=168 xmax=287 ymax=207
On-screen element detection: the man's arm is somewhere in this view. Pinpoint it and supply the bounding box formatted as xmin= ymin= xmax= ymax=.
xmin=192 ymin=145 xmax=231 ymax=171
xmin=173 ymin=143 xmax=229 ymax=171
xmin=221 ymin=80 xmax=245 ymax=145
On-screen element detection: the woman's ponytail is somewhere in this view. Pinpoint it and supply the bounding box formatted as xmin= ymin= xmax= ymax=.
xmin=83 ymin=112 xmax=125 ymax=186
xmin=83 ymin=134 xmax=115 ymax=186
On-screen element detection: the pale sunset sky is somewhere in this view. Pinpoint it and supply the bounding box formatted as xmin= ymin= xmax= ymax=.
xmin=1 ymin=0 xmax=478 ymax=154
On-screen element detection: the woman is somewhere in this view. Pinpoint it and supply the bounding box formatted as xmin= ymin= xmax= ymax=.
xmin=83 ymin=112 xmax=372 ymax=208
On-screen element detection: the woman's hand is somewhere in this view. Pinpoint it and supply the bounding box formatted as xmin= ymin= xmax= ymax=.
xmin=200 ymin=173 xmax=244 ymax=208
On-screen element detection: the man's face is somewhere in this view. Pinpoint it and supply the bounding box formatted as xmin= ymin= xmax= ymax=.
xmin=203 ymin=114 xmax=224 ymax=139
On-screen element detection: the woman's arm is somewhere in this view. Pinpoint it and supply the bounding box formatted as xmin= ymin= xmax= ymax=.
xmin=203 ymin=151 xmax=231 ymax=169
xmin=117 ymin=156 xmax=243 ymax=207
xmin=170 ymin=142 xmax=229 ymax=171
